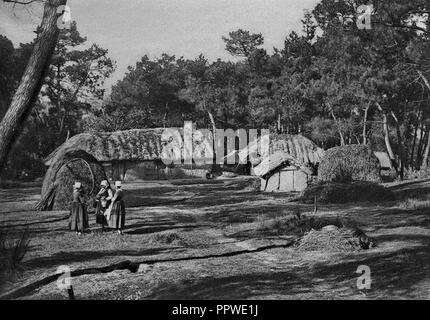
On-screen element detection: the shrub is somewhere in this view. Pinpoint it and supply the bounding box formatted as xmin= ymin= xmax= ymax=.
xmin=318 ymin=145 xmax=381 ymax=183
xmin=300 ymin=181 xmax=395 ymax=204
xmin=0 ymin=228 xmax=30 ymax=288
xmin=404 ymin=167 xmax=430 ymax=181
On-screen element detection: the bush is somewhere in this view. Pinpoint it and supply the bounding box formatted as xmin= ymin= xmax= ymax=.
xmin=318 ymin=145 xmax=381 ymax=183
xmin=404 ymin=167 xmax=430 ymax=181
xmin=0 ymin=228 xmax=30 ymax=289
xmin=300 ymin=181 xmax=395 ymax=204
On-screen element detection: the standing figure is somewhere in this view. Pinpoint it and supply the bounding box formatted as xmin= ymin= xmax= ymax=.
xmin=95 ymin=180 xmax=113 ymax=231
xmin=69 ymin=182 xmax=89 ymax=235
xmin=107 ymin=181 xmax=126 ymax=234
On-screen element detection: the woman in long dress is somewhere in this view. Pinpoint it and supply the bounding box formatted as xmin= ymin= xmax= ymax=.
xmin=69 ymin=182 xmax=89 ymax=235
xmin=95 ymin=180 xmax=113 ymax=231
xmin=106 ymin=181 xmax=126 ymax=234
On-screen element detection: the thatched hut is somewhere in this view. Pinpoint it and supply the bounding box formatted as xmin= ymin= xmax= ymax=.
xmin=36 ymin=150 xmax=107 ymax=211
xmin=318 ymin=145 xmax=381 ymax=183
xmin=225 ymin=133 xmax=324 ymax=175
xmin=254 ymin=151 xmax=313 ymax=192
xmin=44 ymin=129 xmax=212 ymax=181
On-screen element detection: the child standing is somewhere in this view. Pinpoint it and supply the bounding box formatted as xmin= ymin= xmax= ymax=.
xmin=95 ymin=180 xmax=113 ymax=231
xmin=69 ymin=182 xmax=89 ymax=235
xmin=106 ymin=181 xmax=126 ymax=235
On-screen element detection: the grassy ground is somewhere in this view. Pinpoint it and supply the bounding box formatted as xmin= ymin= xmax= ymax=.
xmin=0 ymin=177 xmax=429 ymax=300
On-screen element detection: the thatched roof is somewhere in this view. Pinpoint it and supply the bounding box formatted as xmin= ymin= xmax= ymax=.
xmin=254 ymin=151 xmax=313 ymax=177
xmin=44 ymin=129 xmax=182 ymax=166
xmin=225 ymin=133 xmax=325 ymax=165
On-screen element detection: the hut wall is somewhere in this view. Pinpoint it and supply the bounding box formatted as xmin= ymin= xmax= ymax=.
xmin=261 ymin=168 xmax=308 ymax=192
xmin=279 ymin=170 xmax=295 ymax=191
xmin=291 ymin=170 xmax=308 ymax=191
xmin=103 ymin=161 xmax=210 ymax=181
xmin=260 ymin=172 xmax=280 ymax=191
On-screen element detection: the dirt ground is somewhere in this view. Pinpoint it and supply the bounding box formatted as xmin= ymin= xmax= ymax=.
xmin=0 ymin=177 xmax=429 ymax=300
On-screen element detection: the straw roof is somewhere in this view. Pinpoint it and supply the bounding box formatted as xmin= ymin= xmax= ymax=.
xmin=254 ymin=150 xmax=313 ymax=177
xmin=225 ymin=133 xmax=325 ymax=165
xmin=43 ymin=128 xmax=206 ymax=166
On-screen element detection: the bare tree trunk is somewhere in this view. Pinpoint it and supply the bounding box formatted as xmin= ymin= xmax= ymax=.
xmin=410 ymin=121 xmax=419 ymax=169
xmin=376 ymin=103 xmax=396 ymax=161
xmin=0 ymin=0 xmax=67 ymax=175
xmin=421 ymin=127 xmax=430 ymax=170
xmin=391 ymin=111 xmax=405 ymax=179
xmin=417 ymin=122 xmax=425 ymax=164
xmin=362 ymin=102 xmax=370 ymax=145
xmin=328 ymin=103 xmax=345 ymax=146
xmin=207 ymin=109 xmax=218 ymax=170
xmin=207 ymin=110 xmax=216 ymax=137
xmin=277 ymin=113 xmax=281 ymax=133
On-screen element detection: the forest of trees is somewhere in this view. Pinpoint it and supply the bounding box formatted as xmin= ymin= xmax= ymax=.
xmin=1 ymin=0 xmax=430 ymax=180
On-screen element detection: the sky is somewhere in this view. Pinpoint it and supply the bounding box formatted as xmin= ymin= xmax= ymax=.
xmin=0 ymin=0 xmax=319 ymax=88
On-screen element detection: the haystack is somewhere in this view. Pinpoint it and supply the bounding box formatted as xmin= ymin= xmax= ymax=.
xmin=318 ymin=145 xmax=381 ymax=183
xmin=35 ymin=150 xmax=107 ymax=211
xmin=295 ymin=225 xmax=375 ymax=252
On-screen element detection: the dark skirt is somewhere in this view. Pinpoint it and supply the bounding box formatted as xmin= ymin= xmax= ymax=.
xmin=95 ymin=201 xmax=108 ymax=225
xmin=69 ymin=202 xmax=89 ymax=232
xmin=107 ymin=200 xmax=126 ymax=229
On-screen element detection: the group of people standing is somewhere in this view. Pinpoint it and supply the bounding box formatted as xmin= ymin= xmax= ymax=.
xmin=69 ymin=180 xmax=126 ymax=235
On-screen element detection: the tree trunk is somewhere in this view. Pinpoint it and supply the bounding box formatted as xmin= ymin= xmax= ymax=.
xmin=328 ymin=103 xmax=345 ymax=146
xmin=362 ymin=103 xmax=370 ymax=145
xmin=421 ymin=127 xmax=430 ymax=170
xmin=376 ymin=103 xmax=395 ymax=159
xmin=277 ymin=113 xmax=281 ymax=133
xmin=410 ymin=120 xmax=419 ymax=169
xmin=0 ymin=0 xmax=67 ymax=175
xmin=416 ymin=121 xmax=425 ymax=165
xmin=391 ymin=111 xmax=404 ymax=179
xmin=207 ymin=110 xmax=216 ymax=137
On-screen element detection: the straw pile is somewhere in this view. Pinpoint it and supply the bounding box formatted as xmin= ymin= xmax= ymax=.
xmin=35 ymin=150 xmax=107 ymax=211
xmin=295 ymin=225 xmax=375 ymax=252
xmin=318 ymin=145 xmax=381 ymax=183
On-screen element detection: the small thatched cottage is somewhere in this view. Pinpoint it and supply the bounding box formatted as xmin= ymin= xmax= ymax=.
xmin=44 ymin=128 xmax=212 ymax=181
xmin=225 ymin=133 xmax=324 ymax=174
xmin=223 ymin=134 xmax=323 ymax=192
xmin=254 ymin=151 xmax=313 ymax=192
